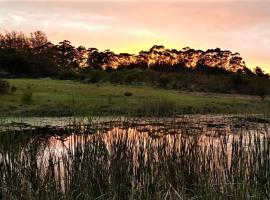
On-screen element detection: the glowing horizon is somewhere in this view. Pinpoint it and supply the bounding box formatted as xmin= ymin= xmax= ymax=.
xmin=0 ymin=1 xmax=269 ymax=72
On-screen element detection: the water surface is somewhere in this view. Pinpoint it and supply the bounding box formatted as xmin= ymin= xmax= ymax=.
xmin=0 ymin=116 xmax=269 ymax=199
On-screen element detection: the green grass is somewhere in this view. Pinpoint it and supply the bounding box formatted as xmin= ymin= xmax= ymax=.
xmin=0 ymin=78 xmax=269 ymax=117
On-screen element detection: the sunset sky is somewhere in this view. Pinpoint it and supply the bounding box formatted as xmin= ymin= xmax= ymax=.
xmin=0 ymin=0 xmax=269 ymax=72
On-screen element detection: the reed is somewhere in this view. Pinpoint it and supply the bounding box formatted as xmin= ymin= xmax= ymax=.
xmin=0 ymin=116 xmax=269 ymax=199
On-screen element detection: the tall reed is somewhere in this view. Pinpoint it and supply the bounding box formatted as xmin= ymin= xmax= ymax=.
xmin=0 ymin=116 xmax=269 ymax=199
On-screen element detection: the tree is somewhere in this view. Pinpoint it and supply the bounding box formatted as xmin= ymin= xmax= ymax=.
xmin=0 ymin=48 xmax=28 ymax=75
xmin=56 ymin=40 xmax=79 ymax=70
xmin=76 ymin=46 xmax=87 ymax=67
xmin=254 ymin=67 xmax=264 ymax=76
xmin=0 ymin=31 xmax=30 ymax=50
xmin=87 ymin=48 xmax=103 ymax=69
xmin=29 ymin=31 xmax=48 ymax=49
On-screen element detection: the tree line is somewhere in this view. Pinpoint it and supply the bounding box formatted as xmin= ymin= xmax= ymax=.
xmin=0 ymin=31 xmax=269 ymax=97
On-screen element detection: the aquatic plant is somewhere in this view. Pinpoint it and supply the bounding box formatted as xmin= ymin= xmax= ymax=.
xmin=0 ymin=116 xmax=269 ymax=199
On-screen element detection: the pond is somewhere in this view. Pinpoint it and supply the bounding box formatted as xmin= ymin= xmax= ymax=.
xmin=0 ymin=116 xmax=269 ymax=199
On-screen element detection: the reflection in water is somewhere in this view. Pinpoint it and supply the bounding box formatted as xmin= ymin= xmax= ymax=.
xmin=0 ymin=117 xmax=270 ymax=199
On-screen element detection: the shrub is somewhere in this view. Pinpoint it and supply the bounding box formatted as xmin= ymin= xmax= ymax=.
xmin=11 ymin=86 xmax=17 ymax=93
xmin=21 ymin=88 xmax=33 ymax=103
xmin=89 ymin=75 xmax=101 ymax=83
xmin=257 ymin=86 xmax=267 ymax=101
xmin=124 ymin=92 xmax=133 ymax=97
xmin=87 ymin=71 xmax=106 ymax=83
xmin=110 ymin=72 xmax=124 ymax=84
xmin=0 ymin=79 xmax=10 ymax=94
xmin=107 ymin=96 xmax=113 ymax=104
xmin=58 ymin=70 xmax=79 ymax=80
xmin=158 ymin=76 xmax=170 ymax=88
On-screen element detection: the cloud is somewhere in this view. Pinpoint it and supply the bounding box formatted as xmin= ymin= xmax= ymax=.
xmin=0 ymin=4 xmax=114 ymax=32
xmin=0 ymin=0 xmax=268 ymax=1
xmin=113 ymin=28 xmax=161 ymax=38
xmin=129 ymin=29 xmax=155 ymax=36
xmin=62 ymin=21 xmax=111 ymax=31
xmin=0 ymin=1 xmax=269 ymax=72
xmin=11 ymin=15 xmax=25 ymax=22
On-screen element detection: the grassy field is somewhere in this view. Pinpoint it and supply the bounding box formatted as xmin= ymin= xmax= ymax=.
xmin=0 ymin=78 xmax=269 ymax=117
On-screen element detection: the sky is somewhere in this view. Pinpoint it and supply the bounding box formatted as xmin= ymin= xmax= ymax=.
xmin=0 ymin=0 xmax=269 ymax=72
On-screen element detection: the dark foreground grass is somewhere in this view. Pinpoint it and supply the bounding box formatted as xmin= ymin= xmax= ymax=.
xmin=0 ymin=78 xmax=269 ymax=117
xmin=0 ymin=117 xmax=269 ymax=199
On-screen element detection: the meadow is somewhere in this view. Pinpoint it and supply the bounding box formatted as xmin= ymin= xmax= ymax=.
xmin=0 ymin=78 xmax=269 ymax=117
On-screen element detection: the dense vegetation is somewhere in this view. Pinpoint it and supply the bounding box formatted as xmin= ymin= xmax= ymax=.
xmin=0 ymin=79 xmax=10 ymax=94
xmin=1 ymin=117 xmax=270 ymax=199
xmin=0 ymin=31 xmax=269 ymax=97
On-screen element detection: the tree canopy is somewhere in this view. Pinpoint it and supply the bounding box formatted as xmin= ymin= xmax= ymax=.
xmin=0 ymin=30 xmax=269 ymax=97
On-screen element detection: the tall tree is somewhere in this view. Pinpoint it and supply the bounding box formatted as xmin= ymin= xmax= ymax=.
xmin=29 ymin=31 xmax=48 ymax=49
xmin=56 ymin=40 xmax=79 ymax=70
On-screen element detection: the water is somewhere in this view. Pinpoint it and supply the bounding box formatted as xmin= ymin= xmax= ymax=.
xmin=0 ymin=116 xmax=269 ymax=199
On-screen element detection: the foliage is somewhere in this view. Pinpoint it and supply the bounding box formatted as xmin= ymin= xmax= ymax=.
xmin=0 ymin=30 xmax=269 ymax=96
xmin=78 ymin=69 xmax=270 ymax=95
xmin=124 ymin=92 xmax=133 ymax=96
xmin=158 ymin=75 xmax=170 ymax=88
xmin=11 ymin=86 xmax=17 ymax=93
xmin=58 ymin=70 xmax=79 ymax=80
xmin=21 ymin=87 xmax=33 ymax=103
xmin=0 ymin=79 xmax=10 ymax=94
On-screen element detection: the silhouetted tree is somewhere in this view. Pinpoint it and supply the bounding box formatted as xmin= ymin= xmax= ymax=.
xmin=0 ymin=30 xmax=269 ymax=96
xmin=29 ymin=31 xmax=48 ymax=49
xmin=254 ymin=67 xmax=265 ymax=76
xmin=87 ymin=48 xmax=103 ymax=69
xmin=56 ymin=40 xmax=79 ymax=70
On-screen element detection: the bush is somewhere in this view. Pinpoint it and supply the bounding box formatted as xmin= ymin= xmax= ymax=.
xmin=158 ymin=76 xmax=170 ymax=88
xmin=21 ymin=88 xmax=33 ymax=103
xmin=0 ymin=79 xmax=10 ymax=94
xmin=58 ymin=70 xmax=79 ymax=80
xmin=107 ymin=96 xmax=113 ymax=104
xmin=110 ymin=72 xmax=124 ymax=84
xmin=11 ymin=86 xmax=17 ymax=93
xmin=124 ymin=92 xmax=133 ymax=97
xmin=89 ymin=74 xmax=101 ymax=83
xmin=256 ymin=84 xmax=268 ymax=101
xmin=86 ymin=71 xmax=106 ymax=83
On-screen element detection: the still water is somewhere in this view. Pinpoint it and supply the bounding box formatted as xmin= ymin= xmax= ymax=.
xmin=0 ymin=116 xmax=269 ymax=199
